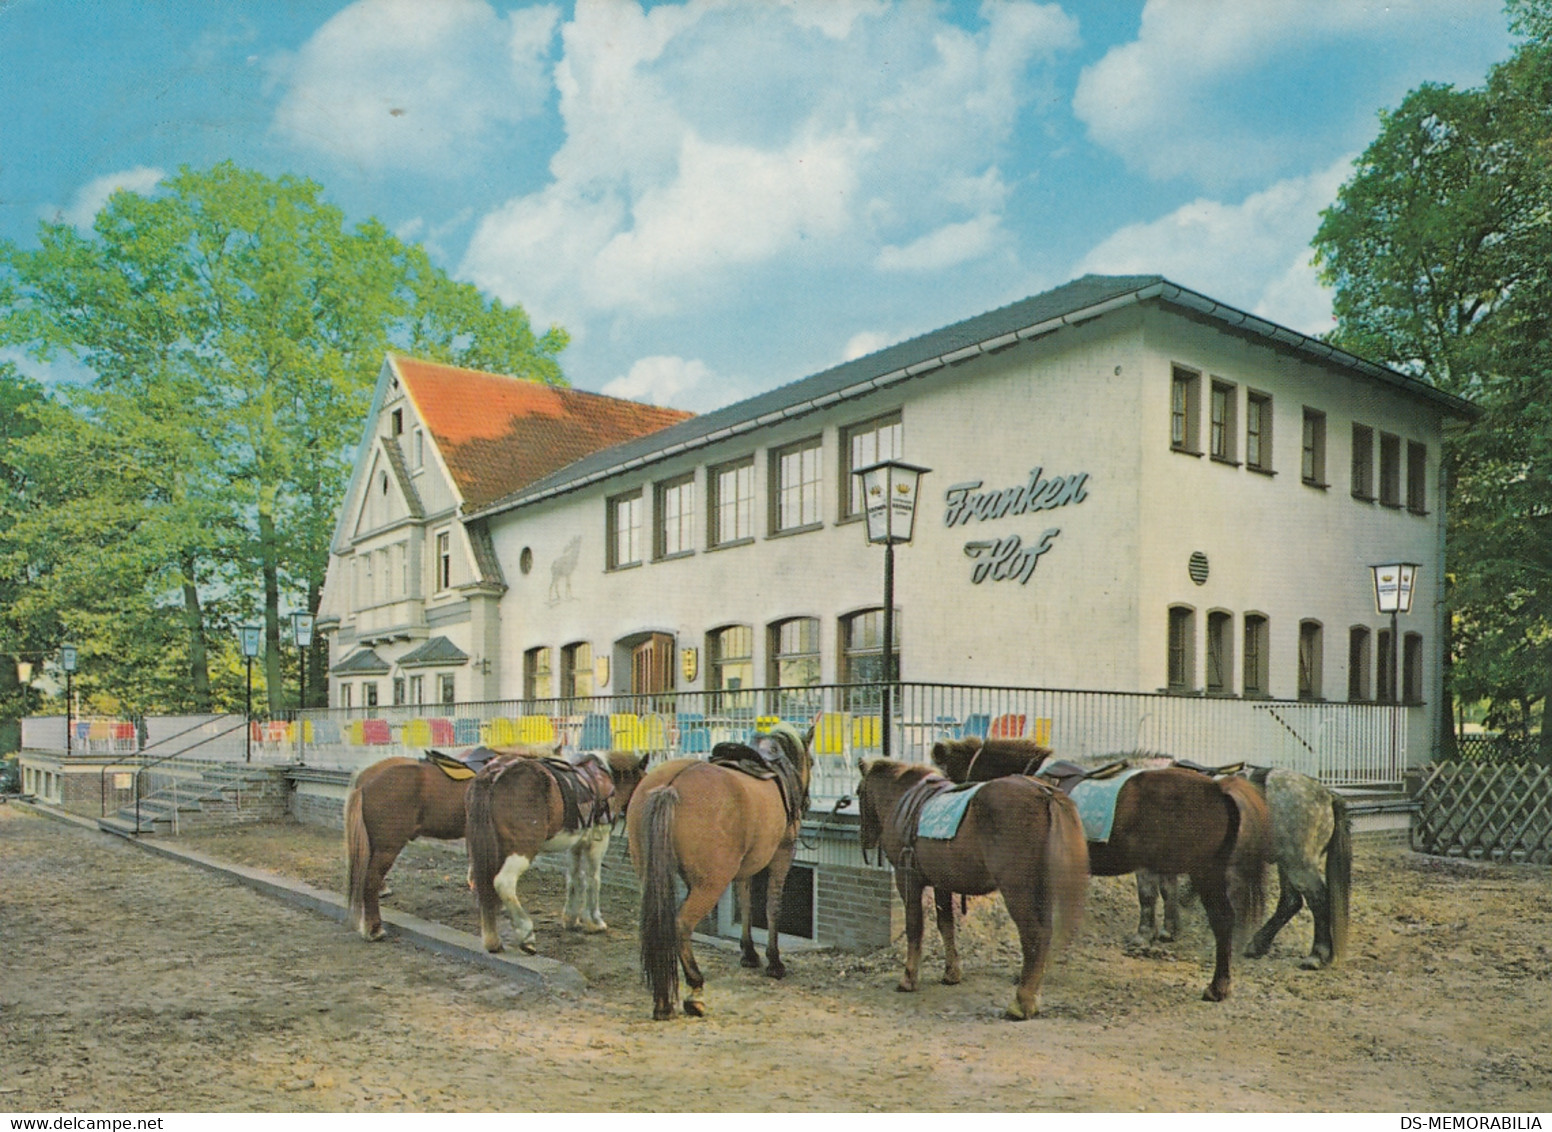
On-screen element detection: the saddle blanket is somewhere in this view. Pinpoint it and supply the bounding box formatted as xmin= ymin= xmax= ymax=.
xmin=915 ymin=782 xmax=988 ymax=841
xmin=1065 ymin=767 xmax=1151 ymax=843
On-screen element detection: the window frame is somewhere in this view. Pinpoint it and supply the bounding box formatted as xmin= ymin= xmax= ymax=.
xmin=1403 ymin=632 xmax=1424 ymax=704
xmin=840 ymin=412 xmax=904 ymax=520
xmin=1167 ymin=605 xmax=1196 ymax=693
xmin=1379 ymin=431 xmax=1402 ymax=507
xmin=708 ymin=457 xmax=756 ymax=548
xmin=1298 ymin=620 xmax=1324 ymax=701
xmin=435 ymin=530 xmax=452 ymax=592
xmin=561 ymin=641 xmax=594 ymax=699
xmin=1209 ymin=380 xmax=1238 ymax=465
xmin=437 ymin=673 xmax=455 ymax=705
xmin=607 ymin=489 xmax=644 ymax=570
xmin=1406 ymin=441 xmax=1428 ymax=514
xmin=706 ymin=624 xmax=754 ymax=705
xmin=1245 ymin=391 xmax=1273 ymax=474
xmin=654 ymin=472 xmax=696 ymax=560
xmin=1351 ymin=423 xmax=1375 ymax=501
xmin=1171 ymin=367 xmax=1202 ymax=455
xmin=1205 ymin=610 xmax=1234 ymax=695
xmin=1301 ymin=409 xmax=1327 ymax=487
xmin=1348 ymin=626 xmax=1372 ymax=702
xmin=1242 ymin=613 xmax=1269 ymax=697
xmin=769 ymin=436 xmax=824 ymax=535
xmin=768 ymin=616 xmax=821 ymax=688
xmin=524 ymin=646 xmax=554 ymax=702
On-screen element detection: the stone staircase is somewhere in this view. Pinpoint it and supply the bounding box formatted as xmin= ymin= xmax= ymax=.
xmin=98 ymin=759 xmax=289 ymax=836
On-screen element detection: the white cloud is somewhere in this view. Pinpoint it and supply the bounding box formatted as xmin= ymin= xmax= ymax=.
xmin=462 ymin=1 xmax=1079 ymax=327
xmin=602 ymin=355 xmax=723 ymax=410
xmin=269 ymin=0 xmax=558 ymax=172
xmin=1074 ymin=0 xmax=1507 ymax=184
xmin=53 ymin=167 xmax=165 ymax=230
xmin=1074 ymin=157 xmax=1352 ymax=336
xmin=842 ymin=331 xmax=892 ymax=361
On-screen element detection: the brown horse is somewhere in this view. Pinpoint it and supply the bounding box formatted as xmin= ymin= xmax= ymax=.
xmin=855 ymin=758 xmax=1089 ymax=1020
xmin=466 ymin=750 xmax=649 ymax=955
xmin=344 ymin=743 xmax=558 ymax=941
xmin=932 ymin=737 xmax=1270 ymax=1001
xmin=629 ymin=723 xmax=812 ymax=1021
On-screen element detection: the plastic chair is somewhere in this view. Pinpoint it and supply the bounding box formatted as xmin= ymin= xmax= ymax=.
xmin=638 ymin=714 xmax=669 ymax=752
xmin=1032 ymin=717 xmax=1053 ymax=746
xmin=486 ymin=717 xmax=519 ymax=746
xmin=812 ymin=712 xmax=848 ymax=755
xmin=989 ymin=713 xmax=1027 ymax=739
xmin=361 ymin=719 xmax=392 ymax=745
xmin=962 ymin=713 xmax=991 ymax=738
xmin=577 ymin=713 xmax=611 ymax=751
xmin=429 ymin=718 xmax=456 ymax=746
xmin=609 ymin=713 xmax=642 ymax=751
xmin=676 ymin=713 xmax=710 ymax=754
xmin=311 ymin=718 xmax=341 ymax=745
xmin=851 ymin=715 xmax=882 ymax=752
xmin=454 ymin=717 xmax=482 ymax=746
xmin=401 ymin=719 xmax=433 ymax=747
xmin=933 ymin=715 xmax=963 ymax=740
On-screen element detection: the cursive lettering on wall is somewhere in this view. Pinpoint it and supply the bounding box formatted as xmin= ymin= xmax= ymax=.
xmin=963 ymin=529 xmax=1061 ymax=585
xmin=942 ymin=467 xmax=1088 ymax=528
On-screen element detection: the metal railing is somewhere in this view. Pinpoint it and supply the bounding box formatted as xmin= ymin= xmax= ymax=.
xmin=296 ymin=681 xmax=1412 ymax=801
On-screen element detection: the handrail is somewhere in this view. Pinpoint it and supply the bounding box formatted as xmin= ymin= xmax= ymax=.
xmin=121 ymin=715 xmax=250 ymax=834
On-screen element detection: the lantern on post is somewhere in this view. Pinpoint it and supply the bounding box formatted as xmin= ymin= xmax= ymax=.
xmin=853 ymin=459 xmax=930 ymax=759
xmin=291 ymin=611 xmax=315 ymax=713
xmin=1370 ymin=562 xmax=1419 ymax=768
xmin=60 ymin=645 xmax=77 ymax=757
xmin=240 ymin=625 xmax=261 ymax=763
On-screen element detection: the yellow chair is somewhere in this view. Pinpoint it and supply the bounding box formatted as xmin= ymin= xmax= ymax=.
xmin=851 ymin=715 xmax=882 ymax=752
xmin=1033 ymin=717 xmax=1053 ymax=746
xmin=401 ymin=719 xmax=432 ymax=747
xmin=638 ymin=714 xmax=669 ymax=752
xmin=813 ymin=712 xmax=848 ymax=755
xmin=755 ymin=715 xmax=783 ymax=735
xmin=514 ymin=716 xmax=553 ymax=745
xmin=610 ymin=713 xmax=642 ymax=751
xmin=347 ymin=719 xmax=366 ymax=745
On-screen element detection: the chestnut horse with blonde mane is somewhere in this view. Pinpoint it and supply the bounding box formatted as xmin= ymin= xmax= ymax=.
xmin=345 ymin=743 xmax=558 ymax=941
xmin=856 ymin=757 xmax=1089 ymax=1020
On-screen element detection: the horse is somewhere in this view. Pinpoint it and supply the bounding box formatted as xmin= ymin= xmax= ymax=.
xmin=1136 ymin=765 xmax=1351 ymax=969
xmin=629 ymin=723 xmax=812 ymax=1021
xmin=854 ymin=757 xmax=1089 ymax=1020
xmin=932 ymin=737 xmax=1270 ymax=1001
xmin=465 ymin=749 xmax=649 ymax=955
xmin=344 ymin=742 xmax=558 ymax=941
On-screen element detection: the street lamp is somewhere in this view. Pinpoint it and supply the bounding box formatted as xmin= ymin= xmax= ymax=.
xmin=240 ymin=625 xmax=261 ymax=763
xmin=1370 ymin=562 xmax=1419 ymax=769
xmin=854 ymin=459 xmax=929 ymax=759
xmin=60 ymin=645 xmax=77 ymax=757
xmin=291 ymin=611 xmax=315 ymax=714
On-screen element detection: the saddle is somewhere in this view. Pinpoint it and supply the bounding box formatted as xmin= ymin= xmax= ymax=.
xmin=1036 ymin=757 xmax=1132 ymax=798
xmin=483 ymin=752 xmax=615 ymax=831
xmin=887 ymin=773 xmax=961 ymax=876
xmin=708 ymin=739 xmax=807 ymax=827
xmin=1172 ymin=758 xmax=1250 ymax=780
xmin=426 ymin=746 xmax=503 ymax=781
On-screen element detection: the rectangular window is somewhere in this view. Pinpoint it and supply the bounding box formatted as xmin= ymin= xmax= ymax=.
xmin=409 ymin=675 xmax=423 ymax=706
xmin=1376 ymin=629 xmax=1395 ymax=703
xmin=707 ymin=625 xmax=754 ymax=704
xmin=769 ymin=617 xmax=821 ymax=688
xmin=376 ymin=549 xmax=390 ymax=603
xmin=1242 ymin=614 xmax=1269 ymax=697
xmin=524 ymin=646 xmax=553 ymax=701
xmin=841 ymin=413 xmax=903 ymax=518
xmin=438 ymin=673 xmax=455 ymax=705
xmin=390 ymin=408 xmax=403 ymax=436
xmin=1351 ymin=424 xmax=1374 ymax=500
xmin=655 ymin=473 xmax=696 ymax=559
xmin=1298 ymin=621 xmax=1323 ymax=701
xmin=364 ymin=682 xmax=379 ymax=708
xmin=436 ymin=531 xmax=451 ymax=591
xmin=1379 ymin=432 xmax=1402 ymax=507
xmin=1171 ymin=367 xmax=1201 ymax=453
xmin=1209 ymin=381 xmax=1236 ymax=463
xmin=771 ymin=437 xmax=823 ymax=533
xmin=1245 ymin=392 xmax=1272 ymax=473
xmin=413 ymin=428 xmax=424 ymax=470
xmin=1206 ymin=611 xmax=1233 ymax=694
xmin=607 ymin=491 xmax=643 ymax=569
xmin=1167 ymin=606 xmax=1195 ymax=692
xmin=709 ymin=458 xmax=754 ymax=547
xmin=392 ymin=677 xmax=405 ymax=706
xmin=1348 ymin=627 xmax=1372 ymax=701
xmin=561 ymin=642 xmax=594 ymax=699
xmin=1403 ymin=633 xmax=1424 ymax=703
xmin=1301 ymin=409 xmax=1327 ymax=486
xmin=1407 ymin=441 xmax=1427 ymax=514
xmin=340 ymin=683 xmax=352 ymax=709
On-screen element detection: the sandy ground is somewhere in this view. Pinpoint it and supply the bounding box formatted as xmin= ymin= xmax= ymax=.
xmin=1 ymin=803 xmax=1550 ymax=1113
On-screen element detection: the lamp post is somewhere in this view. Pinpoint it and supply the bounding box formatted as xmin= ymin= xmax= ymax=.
xmin=240 ymin=625 xmax=261 ymax=763
xmin=291 ymin=611 xmax=315 ymax=713
xmin=1370 ymin=562 xmax=1419 ymax=770
xmin=854 ymin=459 xmax=929 ymax=760
xmin=60 ymin=645 xmax=77 ymax=757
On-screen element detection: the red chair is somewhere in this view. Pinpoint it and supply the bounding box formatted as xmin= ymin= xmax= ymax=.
xmin=988 ymin=713 xmax=1027 ymax=739
xmin=361 ymin=719 xmax=393 ymax=745
xmin=429 ymin=718 xmax=456 ymax=746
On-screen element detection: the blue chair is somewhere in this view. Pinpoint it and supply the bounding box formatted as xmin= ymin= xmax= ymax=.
xmin=578 ymin=713 xmax=611 ymax=751
xmin=311 ymin=718 xmax=342 ymax=745
xmin=963 ymin=713 xmax=991 ymax=738
xmin=934 ymin=715 xmax=963 ymax=739
xmin=454 ymin=717 xmax=481 ymax=746
xmin=677 ymin=713 xmax=710 ymax=754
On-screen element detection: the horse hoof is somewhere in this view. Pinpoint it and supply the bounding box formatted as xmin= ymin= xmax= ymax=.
xmin=1243 ymin=941 xmax=1270 ymax=959
xmin=941 ymin=971 xmax=962 ymax=986
xmin=683 ymin=998 xmax=708 ymax=1017
xmin=652 ymin=1006 xmax=676 ymax=1022
xmin=378 ymin=886 xmax=393 ymax=900
xmin=484 ymin=940 xmax=504 ymax=954
xmin=1004 ymin=1002 xmax=1037 ymax=1021
xmin=366 ymin=926 xmax=386 ymax=942
xmin=1202 ymin=984 xmax=1230 ymax=1002
xmin=1298 ymin=955 xmax=1329 ymax=971
xmin=764 ymin=962 xmax=786 ymax=980
xmin=582 ymin=920 xmax=608 ymax=934
xmin=895 ymin=981 xmax=917 ymax=993
xmin=519 ymin=940 xmax=538 ymax=955
xmin=740 ymin=953 xmax=761 ymax=969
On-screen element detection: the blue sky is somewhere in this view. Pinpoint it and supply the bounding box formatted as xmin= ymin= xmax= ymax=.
xmin=0 ymin=0 xmax=1514 ymax=411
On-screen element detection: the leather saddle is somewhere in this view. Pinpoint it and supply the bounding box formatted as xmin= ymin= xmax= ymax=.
xmin=536 ymin=755 xmax=615 ymax=832
xmin=426 ymin=746 xmax=502 ymax=781
xmin=1037 ymin=757 xmax=1132 ymax=797
xmin=708 ymin=739 xmax=806 ymax=826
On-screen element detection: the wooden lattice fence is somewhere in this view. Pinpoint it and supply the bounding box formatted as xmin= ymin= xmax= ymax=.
xmin=1413 ymin=760 xmax=1552 ymax=864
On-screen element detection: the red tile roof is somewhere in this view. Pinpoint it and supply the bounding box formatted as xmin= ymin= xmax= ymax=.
xmin=391 ymin=356 xmax=694 ymax=509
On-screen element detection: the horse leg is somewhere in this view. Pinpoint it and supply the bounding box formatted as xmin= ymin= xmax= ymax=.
xmin=935 ymin=887 xmax=962 ymax=985
xmin=1278 ymin=858 xmax=1332 ymax=969
xmin=895 ymin=871 xmax=926 ymax=993
xmin=361 ymin=846 xmax=401 ymax=942
xmin=1159 ymin=873 xmax=1181 ymax=941
xmin=579 ymin=830 xmax=610 ymax=933
xmin=675 ymin=880 xmax=726 ymax=1017
xmin=761 ymin=850 xmax=796 ymax=980
xmin=735 ymin=877 xmax=760 ymax=968
xmin=1132 ymin=871 xmax=1160 ymax=946
xmin=1194 ymin=869 xmax=1237 ymax=1001
xmin=999 ymin=885 xmax=1055 ymax=1021
xmin=1244 ymin=864 xmax=1304 ymax=960
xmin=492 ymin=853 xmax=539 ymax=954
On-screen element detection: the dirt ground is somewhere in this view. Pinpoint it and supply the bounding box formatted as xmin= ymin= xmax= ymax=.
xmin=2 ymin=804 xmax=1550 ymax=1113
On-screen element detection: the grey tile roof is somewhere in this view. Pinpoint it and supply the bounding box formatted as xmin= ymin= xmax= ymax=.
xmin=397 ymin=636 xmax=470 ymax=668
xmin=331 ymin=647 xmax=391 ymax=675
xmin=466 ymin=274 xmax=1478 ymax=521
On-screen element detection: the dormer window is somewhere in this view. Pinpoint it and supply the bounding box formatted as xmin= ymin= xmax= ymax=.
xmin=391 ymin=408 xmax=403 ymax=436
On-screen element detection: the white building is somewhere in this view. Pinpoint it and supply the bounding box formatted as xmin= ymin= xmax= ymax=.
xmin=320 ymin=275 xmax=1474 ymax=770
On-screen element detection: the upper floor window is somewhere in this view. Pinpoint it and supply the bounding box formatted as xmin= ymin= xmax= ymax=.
xmin=392 ymin=677 xmax=406 ymax=706
xmin=1407 ymin=441 xmax=1428 ymax=514
xmin=771 ymin=437 xmax=822 ymax=534
xmin=1167 ymin=605 xmax=1195 ymax=692
xmin=1298 ymin=620 xmax=1324 ymax=701
xmin=438 ymin=673 xmax=455 ymax=705
xmin=707 ymin=625 xmax=753 ymax=701
xmin=1209 ymin=381 xmax=1237 ymax=464
xmin=768 ymin=617 xmax=821 ymax=688
xmin=413 ymin=428 xmax=425 ymax=470
xmin=709 ymin=458 xmax=754 ymax=547
xmin=1403 ymin=632 xmax=1424 ymax=704
xmin=655 ymin=473 xmax=696 ymax=559
xmin=1171 ymin=367 xmax=1201 ymax=454
xmin=841 ymin=413 xmax=903 ymax=519
xmin=1351 ymin=424 xmax=1374 ymax=500
xmin=409 ymin=675 xmax=424 ymax=706
xmin=436 ymin=530 xmax=451 ymax=591
xmin=1206 ymin=610 xmax=1233 ymax=694
xmin=1348 ymin=626 xmax=1372 ymax=701
xmin=1379 ymin=432 xmax=1402 ymax=507
xmin=363 ymin=553 xmax=376 ymax=605
xmin=607 ymin=490 xmax=643 ymax=569
xmin=1245 ymin=391 xmax=1272 ymax=473
xmin=390 ymin=408 xmax=403 ymax=436
xmin=561 ymin=641 xmax=594 ymax=699
xmin=340 ymin=683 xmax=352 ymax=709
xmin=524 ymin=646 xmax=553 ymax=701
xmin=1243 ymin=613 xmax=1269 ymax=697
xmin=1301 ymin=409 xmax=1327 ymax=487
xmin=1377 ymin=628 xmax=1395 ymax=703
xmin=364 ymin=681 xmax=380 ymax=709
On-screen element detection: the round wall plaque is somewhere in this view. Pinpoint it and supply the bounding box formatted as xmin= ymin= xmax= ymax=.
xmin=519 ymin=547 xmax=534 ymax=575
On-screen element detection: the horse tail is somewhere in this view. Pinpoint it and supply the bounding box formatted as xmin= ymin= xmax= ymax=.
xmin=1043 ymin=789 xmax=1089 ymax=949
xmin=464 ymin=770 xmax=503 ymax=921
xmin=345 ymin=782 xmax=370 ymax=935
xmin=637 ymin=785 xmax=682 ymax=1008
xmin=1327 ymin=793 xmax=1352 ymax=962
xmin=1220 ymin=775 xmax=1270 ymax=933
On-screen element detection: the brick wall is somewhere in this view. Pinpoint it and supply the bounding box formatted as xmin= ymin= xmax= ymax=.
xmin=815 ymin=862 xmax=897 ymax=951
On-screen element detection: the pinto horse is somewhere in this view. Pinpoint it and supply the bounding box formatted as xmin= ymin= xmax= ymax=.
xmin=466 ymin=749 xmax=649 ymax=955
xmin=344 ymin=743 xmax=558 ymax=941
xmin=629 ymin=723 xmax=812 ymax=1021
xmin=855 ymin=758 xmax=1088 ymax=1020
xmin=1137 ymin=765 xmax=1351 ymax=969
xmin=932 ymin=737 xmax=1270 ymax=1001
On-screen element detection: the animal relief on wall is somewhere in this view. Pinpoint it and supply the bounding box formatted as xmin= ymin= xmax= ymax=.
xmin=548 ymin=535 xmax=582 ymax=605
xmin=944 ymin=466 xmax=1089 ymax=586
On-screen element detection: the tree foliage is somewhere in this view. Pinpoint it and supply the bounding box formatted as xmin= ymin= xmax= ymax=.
xmin=0 ymin=162 xmax=567 ymax=716
xmin=1313 ymin=1 xmax=1552 ymax=758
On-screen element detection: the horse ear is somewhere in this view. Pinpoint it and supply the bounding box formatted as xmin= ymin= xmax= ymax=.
xmin=551 ymin=740 xmax=564 ymax=757
xmin=930 ymin=741 xmax=945 ymax=765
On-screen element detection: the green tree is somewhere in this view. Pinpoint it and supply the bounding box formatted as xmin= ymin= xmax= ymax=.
xmin=1312 ymin=0 xmax=1552 ymax=761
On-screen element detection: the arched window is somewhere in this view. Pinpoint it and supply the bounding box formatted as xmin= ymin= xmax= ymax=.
xmin=1348 ymin=627 xmax=1371 ymax=702
xmin=1298 ymin=621 xmax=1323 ymax=701
xmin=561 ymin=641 xmax=594 ymax=699
xmin=706 ymin=625 xmax=753 ymax=704
xmin=1167 ymin=606 xmax=1195 ymax=693
xmin=768 ymin=618 xmax=820 ymax=688
xmin=1206 ymin=610 xmax=1234 ymax=695
xmin=1403 ymin=632 xmax=1424 ymax=704
xmin=1242 ymin=614 xmax=1269 ymax=697
xmin=524 ymin=646 xmax=553 ymax=701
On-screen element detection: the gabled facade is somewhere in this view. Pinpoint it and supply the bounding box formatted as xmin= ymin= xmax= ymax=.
xmin=317 ymin=355 xmax=691 ymax=710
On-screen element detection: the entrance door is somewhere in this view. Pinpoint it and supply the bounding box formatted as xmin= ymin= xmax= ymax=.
xmin=631 ymin=633 xmax=675 ymax=708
